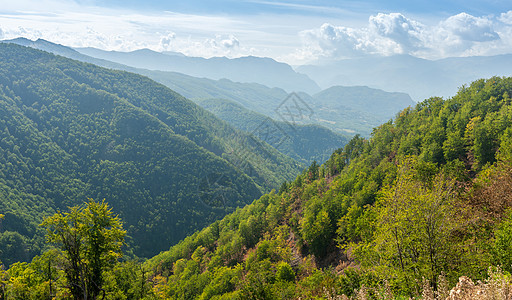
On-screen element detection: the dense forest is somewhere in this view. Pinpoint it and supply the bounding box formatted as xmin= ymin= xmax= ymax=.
xmin=3 ymin=75 xmax=512 ymax=299
xmin=0 ymin=43 xmax=304 ymax=263
xmin=140 ymin=76 xmax=512 ymax=299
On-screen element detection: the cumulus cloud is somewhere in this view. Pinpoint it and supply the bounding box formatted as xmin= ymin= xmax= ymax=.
xmin=297 ymin=13 xmax=428 ymax=61
xmin=440 ymin=13 xmax=498 ymax=42
xmin=0 ymin=28 xmax=4 ymax=39
xmin=220 ymin=35 xmax=239 ymax=49
xmin=205 ymin=34 xmax=240 ymax=52
xmin=159 ymin=32 xmax=176 ymax=51
xmin=368 ymin=13 xmax=426 ymax=53
xmin=296 ymin=11 xmax=511 ymax=62
xmin=299 ymin=23 xmax=365 ymax=59
xmin=499 ymin=11 xmax=512 ymax=25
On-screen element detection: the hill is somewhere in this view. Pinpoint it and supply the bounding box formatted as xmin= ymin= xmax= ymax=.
xmin=144 ymin=76 xmax=512 ymax=298
xmin=0 ymin=43 xmax=302 ymax=263
xmin=74 ymin=47 xmax=321 ymax=94
xmin=197 ymin=98 xmax=348 ymax=164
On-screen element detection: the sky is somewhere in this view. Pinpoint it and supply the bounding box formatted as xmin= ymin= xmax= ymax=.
xmin=0 ymin=0 xmax=511 ymax=64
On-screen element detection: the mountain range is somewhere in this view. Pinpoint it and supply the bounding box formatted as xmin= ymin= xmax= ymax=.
xmin=3 ymin=38 xmax=416 ymax=137
xmin=297 ymin=54 xmax=512 ymax=101
xmin=2 ymin=37 xmax=512 ymax=299
xmin=75 ymin=47 xmax=321 ymax=95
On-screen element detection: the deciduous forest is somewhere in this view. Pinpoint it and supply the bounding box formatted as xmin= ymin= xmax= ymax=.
xmin=2 ymin=42 xmax=512 ymax=299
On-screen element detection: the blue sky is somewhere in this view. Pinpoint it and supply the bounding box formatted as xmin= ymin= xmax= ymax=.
xmin=1 ymin=0 xmax=511 ymax=64
xmin=89 ymin=0 xmax=509 ymax=17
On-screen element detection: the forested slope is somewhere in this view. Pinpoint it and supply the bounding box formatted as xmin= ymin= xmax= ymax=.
xmin=197 ymin=98 xmax=348 ymax=163
xmin=0 ymin=43 xmax=301 ymax=262
xmin=146 ymin=76 xmax=512 ymax=298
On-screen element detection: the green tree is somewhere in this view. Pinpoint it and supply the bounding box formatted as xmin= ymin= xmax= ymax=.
xmin=276 ymin=262 xmax=295 ymax=282
xmin=365 ymin=158 xmax=459 ymax=294
xmin=494 ymin=211 xmax=512 ymax=273
xmin=41 ymin=199 xmax=126 ymax=300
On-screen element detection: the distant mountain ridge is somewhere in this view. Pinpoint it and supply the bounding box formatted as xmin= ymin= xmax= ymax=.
xmin=298 ymin=54 xmax=512 ymax=101
xmin=134 ymin=67 xmax=415 ymax=135
xmin=313 ymin=85 xmax=412 ymax=118
xmin=75 ymin=46 xmax=321 ymax=94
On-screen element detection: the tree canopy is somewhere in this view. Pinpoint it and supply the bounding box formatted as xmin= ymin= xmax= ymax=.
xmin=42 ymin=199 xmax=125 ymax=300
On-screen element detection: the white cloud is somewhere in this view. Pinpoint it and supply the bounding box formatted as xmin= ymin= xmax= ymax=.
xmin=499 ymin=11 xmax=512 ymax=25
xmin=159 ymin=32 xmax=176 ymax=51
xmin=440 ymin=13 xmax=498 ymax=42
xmin=295 ymin=13 xmax=427 ymax=61
xmin=220 ymin=35 xmax=239 ymax=49
xmin=168 ymin=34 xmax=244 ymax=57
xmin=299 ymin=24 xmax=365 ymax=59
xmin=368 ymin=13 xmax=425 ymax=53
xmin=295 ymin=11 xmax=511 ymax=63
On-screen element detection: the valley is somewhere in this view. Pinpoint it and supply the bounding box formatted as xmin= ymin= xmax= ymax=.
xmin=1 ymin=15 xmax=512 ymax=298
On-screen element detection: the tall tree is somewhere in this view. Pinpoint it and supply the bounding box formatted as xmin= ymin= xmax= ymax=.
xmin=42 ymin=199 xmax=125 ymax=300
xmin=363 ymin=158 xmax=459 ymax=294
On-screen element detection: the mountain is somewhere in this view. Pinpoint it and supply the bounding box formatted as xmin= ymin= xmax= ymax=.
xmin=0 ymin=43 xmax=303 ymax=263
xmin=74 ymin=47 xmax=321 ymax=94
xmin=309 ymin=85 xmax=415 ymax=134
xmin=143 ymin=76 xmax=512 ymax=298
xmin=197 ymin=98 xmax=348 ymax=164
xmin=297 ymin=54 xmax=512 ymax=101
xmin=128 ymin=70 xmax=415 ymax=136
xmin=312 ymin=85 xmax=414 ymax=120
xmin=3 ymin=38 xmax=414 ymax=136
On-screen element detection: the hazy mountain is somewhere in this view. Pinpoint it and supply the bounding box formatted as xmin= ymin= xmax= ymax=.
xmin=309 ymin=85 xmax=415 ymax=133
xmin=136 ymin=70 xmax=415 ymax=135
xmin=0 ymin=43 xmax=302 ymax=262
xmin=135 ymin=69 xmax=289 ymax=117
xmin=74 ymin=47 xmax=321 ymax=94
xmin=297 ymin=54 xmax=512 ymax=101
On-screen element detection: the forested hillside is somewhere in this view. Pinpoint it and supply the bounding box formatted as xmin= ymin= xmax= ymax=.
xmin=197 ymin=98 xmax=348 ymax=163
xmin=0 ymin=43 xmax=302 ymax=263
xmin=142 ymin=76 xmax=512 ymax=298
xmin=4 ymin=76 xmax=512 ymax=299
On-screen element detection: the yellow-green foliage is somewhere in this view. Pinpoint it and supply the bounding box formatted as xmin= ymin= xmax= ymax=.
xmin=6 ymin=77 xmax=512 ymax=299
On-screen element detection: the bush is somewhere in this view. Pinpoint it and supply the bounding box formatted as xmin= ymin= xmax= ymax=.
xmin=276 ymin=262 xmax=295 ymax=282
